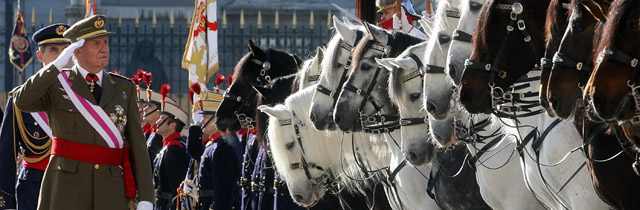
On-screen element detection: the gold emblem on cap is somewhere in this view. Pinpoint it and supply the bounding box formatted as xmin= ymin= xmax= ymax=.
xmin=55 ymin=25 xmax=66 ymax=35
xmin=94 ymin=18 xmax=105 ymax=29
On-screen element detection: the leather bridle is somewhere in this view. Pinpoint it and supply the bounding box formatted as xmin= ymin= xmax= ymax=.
xmin=464 ymin=0 xmax=541 ymax=109
xmin=223 ymin=86 xmax=257 ymax=129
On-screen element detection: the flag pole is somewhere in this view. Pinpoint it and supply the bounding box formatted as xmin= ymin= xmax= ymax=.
xmin=426 ymin=0 xmax=432 ymax=16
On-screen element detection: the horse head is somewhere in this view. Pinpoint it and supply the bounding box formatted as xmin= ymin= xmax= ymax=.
xmin=459 ymin=0 xmax=550 ymax=114
xmin=538 ymin=0 xmax=572 ymax=118
xmin=215 ymin=40 xmax=301 ymax=131
xmin=260 ymin=103 xmax=327 ymax=207
xmin=447 ymin=0 xmax=486 ymax=88
xmin=547 ymin=0 xmax=610 ymax=120
xmin=423 ymin=0 xmax=463 ymax=120
xmin=586 ymin=0 xmax=640 ymax=122
xmin=334 ymin=23 xmax=425 ymax=132
xmin=309 ymin=17 xmax=364 ymax=131
xmin=378 ymin=42 xmax=437 ymax=165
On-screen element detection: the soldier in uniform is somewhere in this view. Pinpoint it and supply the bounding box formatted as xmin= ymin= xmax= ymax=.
xmin=377 ymin=0 xmax=427 ymax=38
xmin=12 ymin=15 xmax=154 ymax=209
xmin=153 ymin=98 xmax=190 ymax=210
xmin=143 ymin=83 xmax=177 ymax=167
xmin=196 ymin=97 xmax=242 ymax=210
xmin=0 ymin=23 xmax=70 ymax=210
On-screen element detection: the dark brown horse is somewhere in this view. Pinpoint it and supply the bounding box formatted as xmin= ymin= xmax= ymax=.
xmin=585 ymin=0 xmax=640 ymax=149
xmin=459 ymin=0 xmax=550 ymax=113
xmin=546 ymin=0 xmax=640 ymax=209
xmin=539 ymin=0 xmax=572 ymax=117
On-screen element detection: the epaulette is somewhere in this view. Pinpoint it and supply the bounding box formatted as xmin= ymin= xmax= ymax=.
xmin=109 ymin=72 xmax=132 ymax=81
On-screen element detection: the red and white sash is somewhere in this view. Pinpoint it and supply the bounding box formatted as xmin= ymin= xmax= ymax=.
xmin=29 ymin=112 xmax=53 ymax=138
xmin=57 ymin=70 xmax=124 ymax=148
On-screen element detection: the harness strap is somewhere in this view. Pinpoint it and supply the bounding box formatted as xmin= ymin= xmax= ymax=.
xmin=452 ymin=29 xmax=473 ymax=43
xmin=468 ymin=134 xmax=506 ymax=170
xmin=532 ymin=119 xmax=562 ymax=154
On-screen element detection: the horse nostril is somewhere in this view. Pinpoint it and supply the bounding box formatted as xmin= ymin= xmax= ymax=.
xmin=293 ymin=194 xmax=304 ymax=202
xmin=548 ymin=95 xmax=558 ymax=109
xmin=310 ymin=113 xmax=317 ymax=123
xmin=448 ymin=64 xmax=457 ymax=81
xmin=426 ymin=102 xmax=437 ymax=114
xmin=405 ymin=152 xmax=417 ymax=163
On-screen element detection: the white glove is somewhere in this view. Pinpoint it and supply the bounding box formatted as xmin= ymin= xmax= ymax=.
xmin=392 ymin=9 xmax=413 ymax=33
xmin=52 ymin=39 xmax=85 ymax=71
xmin=137 ymin=201 xmax=153 ymax=210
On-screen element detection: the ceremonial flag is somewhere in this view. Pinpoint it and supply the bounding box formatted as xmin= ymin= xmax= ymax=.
xmin=182 ymin=0 xmax=219 ymax=89
xmin=8 ymin=9 xmax=33 ymax=73
xmin=86 ymin=0 xmax=96 ymax=17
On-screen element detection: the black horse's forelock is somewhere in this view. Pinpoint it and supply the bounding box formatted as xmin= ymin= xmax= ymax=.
xmin=232 ymin=46 xmax=301 ymax=85
xmin=256 ymin=73 xmax=297 ymax=146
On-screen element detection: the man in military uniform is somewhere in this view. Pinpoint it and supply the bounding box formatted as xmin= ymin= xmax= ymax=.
xmin=153 ymin=100 xmax=190 ymax=210
xmin=12 ymin=15 xmax=154 ymax=210
xmin=377 ymin=0 xmax=427 ymax=38
xmin=144 ymin=87 xmax=176 ymax=167
xmin=195 ymin=97 xmax=242 ymax=210
xmin=0 ymin=23 xmax=70 ymax=210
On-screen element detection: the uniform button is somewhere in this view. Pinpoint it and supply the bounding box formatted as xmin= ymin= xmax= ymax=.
xmin=205 ymin=155 xmax=209 ymax=158
xmin=94 ymin=164 xmax=99 ymax=169
xmin=68 ymin=109 xmax=73 ymax=112
xmin=200 ymin=203 xmax=203 ymax=206
xmin=34 ymin=122 xmax=38 ymax=126
xmin=57 ymin=166 xmax=61 ymax=170
xmin=232 ymin=206 xmax=235 ymax=209
xmin=281 ymin=193 xmax=284 ymax=196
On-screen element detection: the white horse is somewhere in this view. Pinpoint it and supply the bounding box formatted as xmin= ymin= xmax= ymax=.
xmin=329 ymin=21 xmax=439 ymax=210
xmin=309 ymin=17 xmax=366 ymax=131
xmin=383 ymin=44 xmax=545 ymax=209
xmin=260 ymin=86 xmax=390 ymax=207
xmin=298 ymin=47 xmax=325 ymax=90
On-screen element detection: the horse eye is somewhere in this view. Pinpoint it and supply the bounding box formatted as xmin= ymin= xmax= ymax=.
xmin=470 ymin=2 xmax=482 ymax=11
xmin=286 ymin=142 xmax=294 ymax=150
xmin=409 ymin=93 xmax=421 ymax=102
xmin=439 ymin=34 xmax=451 ymax=44
xmin=361 ymin=63 xmax=372 ymax=71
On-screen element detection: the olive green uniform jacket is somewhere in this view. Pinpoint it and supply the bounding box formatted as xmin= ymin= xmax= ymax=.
xmin=13 ymin=63 xmax=154 ymax=210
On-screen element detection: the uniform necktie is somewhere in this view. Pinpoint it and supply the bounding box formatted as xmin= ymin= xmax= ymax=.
xmin=86 ymin=73 xmax=101 ymax=103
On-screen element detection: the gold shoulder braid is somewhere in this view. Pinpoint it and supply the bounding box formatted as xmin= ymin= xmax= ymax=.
xmin=13 ymin=103 xmax=51 ymax=163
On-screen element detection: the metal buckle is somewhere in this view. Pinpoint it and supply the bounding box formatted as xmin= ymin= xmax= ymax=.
xmin=632 ymin=58 xmax=638 ymax=68
xmin=517 ymin=20 xmax=526 ymax=30
xmin=485 ymin=64 xmax=492 ymax=71
xmin=262 ymin=61 xmax=271 ymax=70
xmin=576 ymin=62 xmax=583 ymax=70
xmin=523 ymin=36 xmax=531 ymax=42
xmin=498 ymin=70 xmax=507 ymax=79
xmin=631 ymin=116 xmax=640 ymax=125
xmin=367 ymin=116 xmax=376 ymax=123
xmin=399 ymin=119 xmax=410 ymax=126
xmin=506 ymin=25 xmax=514 ymax=32
xmin=503 ymin=93 xmax=513 ymax=101
xmin=260 ymin=69 xmax=266 ymax=76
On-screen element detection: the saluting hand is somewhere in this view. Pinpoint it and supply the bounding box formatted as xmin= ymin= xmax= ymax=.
xmin=52 ymin=39 xmax=85 ymax=70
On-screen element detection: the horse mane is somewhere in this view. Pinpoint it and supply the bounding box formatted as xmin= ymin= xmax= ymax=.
xmin=319 ymin=25 xmax=365 ymax=81
xmin=232 ymin=46 xmax=302 ymax=84
xmin=545 ymin=0 xmax=571 ymax=44
xmin=472 ymin=0 xmax=498 ymax=57
xmin=256 ymin=73 xmax=297 ymax=146
xmin=431 ymin=0 xmax=461 ymax=34
xmin=595 ymin=0 xmax=634 ymax=59
xmin=389 ymin=42 xmax=429 ymax=107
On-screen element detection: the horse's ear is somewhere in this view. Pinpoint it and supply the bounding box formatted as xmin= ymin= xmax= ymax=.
xmin=342 ymin=17 xmax=354 ymax=27
xmin=248 ymin=40 xmax=263 ymax=57
xmin=367 ymin=23 xmax=389 ymax=44
xmin=252 ymin=85 xmax=274 ymax=99
xmin=258 ymin=105 xmax=289 ymax=120
xmin=375 ymin=57 xmax=396 ymax=71
xmin=334 ymin=16 xmax=356 ymax=44
xmin=315 ymin=47 xmax=324 ymax=61
xmin=417 ymin=19 xmax=432 ymax=36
